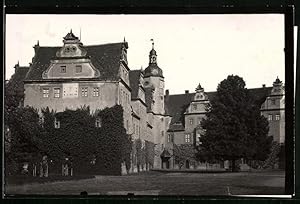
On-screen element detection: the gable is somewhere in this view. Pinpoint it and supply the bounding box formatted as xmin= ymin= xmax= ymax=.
xmin=25 ymin=42 xmax=125 ymax=81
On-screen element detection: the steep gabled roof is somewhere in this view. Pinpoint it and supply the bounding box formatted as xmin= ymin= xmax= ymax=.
xmin=165 ymin=93 xmax=194 ymax=126
xmin=165 ymin=87 xmax=273 ymax=128
xmin=25 ymin=42 xmax=126 ymax=81
xmin=6 ymin=65 xmax=30 ymax=97
xmin=129 ymin=70 xmax=142 ymax=100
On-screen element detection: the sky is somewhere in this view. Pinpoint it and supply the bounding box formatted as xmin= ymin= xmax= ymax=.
xmin=6 ymin=14 xmax=285 ymax=94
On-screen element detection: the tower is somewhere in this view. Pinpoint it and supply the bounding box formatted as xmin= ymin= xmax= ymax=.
xmin=143 ymin=40 xmax=165 ymax=115
xmin=260 ymin=77 xmax=285 ymax=144
xmin=143 ymin=40 xmax=166 ymax=168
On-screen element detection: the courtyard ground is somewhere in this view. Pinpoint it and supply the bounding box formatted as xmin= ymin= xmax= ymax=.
xmin=5 ymin=170 xmax=285 ymax=196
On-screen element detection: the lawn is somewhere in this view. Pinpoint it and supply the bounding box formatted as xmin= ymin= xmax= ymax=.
xmin=4 ymin=170 xmax=285 ymax=196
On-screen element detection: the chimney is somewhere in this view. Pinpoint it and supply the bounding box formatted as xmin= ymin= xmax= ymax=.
xmin=185 ymin=90 xmax=189 ymax=94
xmin=262 ymin=84 xmax=266 ymax=88
xmin=165 ymin=89 xmax=169 ymax=96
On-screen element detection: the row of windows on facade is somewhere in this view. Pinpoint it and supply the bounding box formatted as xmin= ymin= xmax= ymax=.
xmin=166 ymin=133 xmax=192 ymax=143
xmin=133 ymin=123 xmax=140 ymax=136
xmin=188 ymin=118 xmax=202 ymax=125
xmin=59 ymin=65 xmax=82 ymax=73
xmin=42 ymin=87 xmax=100 ymax=98
xmin=192 ymin=104 xmax=204 ymax=111
xmin=268 ymin=114 xmax=281 ymax=121
xmin=45 ymin=117 xmax=102 ymax=129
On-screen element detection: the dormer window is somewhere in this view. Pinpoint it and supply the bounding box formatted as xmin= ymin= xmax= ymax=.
xmin=60 ymin=66 xmax=66 ymax=73
xmin=76 ymin=65 xmax=82 ymax=73
xmin=271 ymin=99 xmax=276 ymax=105
xmin=65 ymin=47 xmax=70 ymax=53
xmin=193 ymin=104 xmax=197 ymax=110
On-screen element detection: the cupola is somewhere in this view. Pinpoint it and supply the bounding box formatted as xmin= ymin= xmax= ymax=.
xmin=143 ymin=39 xmax=163 ymax=78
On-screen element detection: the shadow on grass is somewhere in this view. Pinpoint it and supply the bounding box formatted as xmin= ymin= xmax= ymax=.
xmin=5 ymin=174 xmax=95 ymax=185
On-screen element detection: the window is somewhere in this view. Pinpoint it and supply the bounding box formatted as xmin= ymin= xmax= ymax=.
xmin=81 ymin=87 xmax=88 ymax=97
xmin=185 ymin=134 xmax=191 ymax=143
xmin=126 ymin=120 xmax=129 ymax=130
xmin=189 ymin=119 xmax=193 ymax=125
xmin=95 ymin=118 xmax=101 ymax=128
xmin=54 ymin=118 xmax=60 ymax=129
xmin=271 ymin=99 xmax=276 ymax=105
xmin=60 ymin=66 xmax=66 ymax=73
xmin=196 ymin=133 xmax=201 ymax=143
xmin=161 ymin=131 xmax=164 ymax=137
xmin=168 ymin=134 xmax=173 ymax=143
xmin=93 ymin=87 xmax=99 ymax=97
xmin=268 ymin=114 xmax=273 ymax=121
xmin=90 ymin=158 xmax=96 ymax=165
xmin=193 ymin=104 xmax=197 ymax=110
xmin=198 ymin=118 xmax=201 ymax=124
xmin=54 ymin=88 xmax=60 ymax=98
xmin=76 ymin=65 xmax=82 ymax=73
xmin=275 ymin=114 xmax=280 ymax=121
xmin=42 ymin=88 xmax=49 ymax=98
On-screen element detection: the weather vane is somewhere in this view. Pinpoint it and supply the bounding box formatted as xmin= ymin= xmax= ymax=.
xmin=150 ymin=39 xmax=154 ymax=49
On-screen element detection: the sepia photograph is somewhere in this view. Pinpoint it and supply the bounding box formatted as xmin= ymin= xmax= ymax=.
xmin=4 ymin=14 xmax=287 ymax=196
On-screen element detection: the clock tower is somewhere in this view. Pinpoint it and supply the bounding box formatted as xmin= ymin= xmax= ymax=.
xmin=143 ymin=40 xmax=164 ymax=115
xmin=143 ymin=40 xmax=166 ymax=169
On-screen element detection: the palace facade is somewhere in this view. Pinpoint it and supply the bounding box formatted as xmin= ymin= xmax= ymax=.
xmin=9 ymin=31 xmax=285 ymax=171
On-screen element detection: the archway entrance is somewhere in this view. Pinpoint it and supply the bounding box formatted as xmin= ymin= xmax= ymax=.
xmin=160 ymin=149 xmax=171 ymax=169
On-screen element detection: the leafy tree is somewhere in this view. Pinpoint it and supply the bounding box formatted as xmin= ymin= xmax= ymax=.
xmin=173 ymin=144 xmax=196 ymax=168
xmin=7 ymin=107 xmax=42 ymax=172
xmin=198 ymin=75 xmax=272 ymax=171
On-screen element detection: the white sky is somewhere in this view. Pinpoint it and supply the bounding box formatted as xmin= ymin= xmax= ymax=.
xmin=6 ymin=14 xmax=285 ymax=94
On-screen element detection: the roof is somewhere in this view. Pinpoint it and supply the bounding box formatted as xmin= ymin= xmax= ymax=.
xmin=129 ymin=70 xmax=141 ymax=100
xmin=160 ymin=149 xmax=171 ymax=158
xmin=25 ymin=42 xmax=126 ymax=81
xmin=165 ymin=87 xmax=273 ymax=128
xmin=168 ymin=123 xmax=185 ymax=132
xmin=63 ymin=30 xmax=79 ymax=41
xmin=6 ymin=65 xmax=30 ymax=97
xmin=143 ymin=64 xmax=163 ymax=78
xmin=165 ymin=93 xmax=194 ymax=126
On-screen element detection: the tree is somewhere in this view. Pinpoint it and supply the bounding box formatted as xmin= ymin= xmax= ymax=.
xmin=173 ymin=144 xmax=196 ymax=168
xmin=7 ymin=106 xmax=42 ymax=174
xmin=198 ymin=75 xmax=272 ymax=171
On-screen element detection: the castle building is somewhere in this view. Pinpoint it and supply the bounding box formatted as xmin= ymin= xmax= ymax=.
xmin=8 ymin=31 xmax=285 ymax=171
